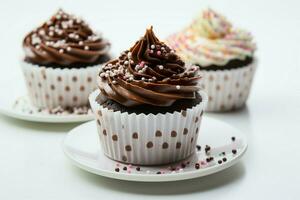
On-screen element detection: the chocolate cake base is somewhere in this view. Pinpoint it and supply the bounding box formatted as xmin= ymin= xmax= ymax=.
xmin=24 ymin=54 xmax=111 ymax=69
xmin=197 ymin=57 xmax=253 ymax=71
xmin=97 ymin=93 xmax=203 ymax=115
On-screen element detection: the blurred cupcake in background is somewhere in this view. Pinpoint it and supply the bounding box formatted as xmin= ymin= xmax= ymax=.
xmin=22 ymin=9 xmax=111 ymax=109
xmin=89 ymin=27 xmax=207 ymax=165
xmin=166 ymin=8 xmax=257 ymax=112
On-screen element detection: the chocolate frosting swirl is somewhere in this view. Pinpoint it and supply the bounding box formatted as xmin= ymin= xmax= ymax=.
xmin=98 ymin=27 xmax=201 ymax=107
xmin=23 ymin=9 xmax=110 ymax=67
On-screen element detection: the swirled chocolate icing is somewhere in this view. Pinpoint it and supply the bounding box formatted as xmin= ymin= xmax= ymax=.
xmin=23 ymin=9 xmax=110 ymax=67
xmin=98 ymin=27 xmax=201 ymax=107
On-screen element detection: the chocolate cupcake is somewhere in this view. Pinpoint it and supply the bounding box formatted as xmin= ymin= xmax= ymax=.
xmin=21 ymin=9 xmax=110 ymax=109
xmin=166 ymin=8 xmax=257 ymax=111
xmin=89 ymin=27 xmax=207 ymax=165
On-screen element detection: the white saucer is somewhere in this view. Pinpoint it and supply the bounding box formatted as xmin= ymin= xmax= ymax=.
xmin=0 ymin=95 xmax=94 ymax=123
xmin=63 ymin=117 xmax=247 ymax=182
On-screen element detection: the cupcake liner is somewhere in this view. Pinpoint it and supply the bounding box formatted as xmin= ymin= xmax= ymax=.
xmin=21 ymin=61 xmax=101 ymax=109
xmin=200 ymin=59 xmax=257 ymax=112
xmin=89 ymin=89 xmax=208 ymax=165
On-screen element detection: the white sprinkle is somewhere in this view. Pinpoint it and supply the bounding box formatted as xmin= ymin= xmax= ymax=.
xmin=35 ymin=45 xmax=40 ymax=49
xmin=124 ymin=61 xmax=129 ymax=65
xmin=176 ymin=85 xmax=181 ymax=90
xmin=170 ymin=50 xmax=175 ymax=54
xmin=141 ymin=77 xmax=145 ymax=81
xmin=59 ymin=49 xmax=64 ymax=54
xmin=56 ymin=15 xmax=61 ymax=19
xmin=100 ymin=73 xmax=105 ymax=77
xmin=179 ymin=168 xmax=183 ymax=172
xmin=38 ymin=30 xmax=45 ymax=35
xmin=127 ymin=52 xmax=132 ymax=58
xmin=46 ymin=20 xmax=52 ymax=25
xmin=67 ymin=47 xmax=72 ymax=52
xmin=158 ymin=65 xmax=164 ymax=70
xmin=146 ymin=170 xmax=150 ymax=174
xmin=150 ymin=44 xmax=155 ymax=49
xmin=84 ymin=46 xmax=89 ymax=50
xmin=49 ymin=31 xmax=54 ymax=36
xmin=112 ymin=80 xmax=117 ymax=84
xmin=49 ymin=26 xmax=54 ymax=31
xmin=75 ymin=35 xmax=79 ymax=39
xmin=79 ymin=41 xmax=84 ymax=45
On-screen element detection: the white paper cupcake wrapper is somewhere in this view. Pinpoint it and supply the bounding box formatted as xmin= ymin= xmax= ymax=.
xmin=200 ymin=59 xmax=257 ymax=112
xmin=21 ymin=61 xmax=101 ymax=109
xmin=89 ymin=89 xmax=208 ymax=165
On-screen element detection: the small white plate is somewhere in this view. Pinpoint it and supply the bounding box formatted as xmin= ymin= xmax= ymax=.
xmin=62 ymin=117 xmax=247 ymax=182
xmin=0 ymin=95 xmax=94 ymax=123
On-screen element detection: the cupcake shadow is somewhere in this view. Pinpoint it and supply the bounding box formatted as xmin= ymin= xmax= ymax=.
xmin=72 ymin=162 xmax=245 ymax=195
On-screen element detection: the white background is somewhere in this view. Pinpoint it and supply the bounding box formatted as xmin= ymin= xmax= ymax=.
xmin=0 ymin=0 xmax=300 ymax=199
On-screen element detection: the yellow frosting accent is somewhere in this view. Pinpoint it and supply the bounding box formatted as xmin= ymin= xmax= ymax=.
xmin=165 ymin=8 xmax=256 ymax=67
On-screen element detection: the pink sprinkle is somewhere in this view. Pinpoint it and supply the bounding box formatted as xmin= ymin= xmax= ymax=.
xmin=139 ymin=62 xmax=145 ymax=67
xmin=157 ymin=51 xmax=161 ymax=56
xmin=116 ymin=163 xmax=120 ymax=167
xmin=127 ymin=170 xmax=131 ymax=174
xmin=200 ymin=161 xmax=206 ymax=165
xmin=128 ymin=164 xmax=132 ymax=168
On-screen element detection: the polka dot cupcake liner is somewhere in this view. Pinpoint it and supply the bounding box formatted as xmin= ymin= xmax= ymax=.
xmin=21 ymin=61 xmax=100 ymax=109
xmin=89 ymin=89 xmax=208 ymax=165
xmin=200 ymin=59 xmax=257 ymax=112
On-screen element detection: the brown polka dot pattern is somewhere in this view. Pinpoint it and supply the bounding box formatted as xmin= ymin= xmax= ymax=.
xmin=146 ymin=142 xmax=153 ymax=148
xmin=162 ymin=142 xmax=169 ymax=149
xmin=87 ymin=77 xmax=92 ymax=82
xmin=196 ymin=127 xmax=199 ymax=134
xmin=183 ymin=128 xmax=188 ymax=135
xmin=57 ymin=76 xmax=62 ymax=82
xmin=181 ymin=110 xmax=187 ymax=117
xmin=132 ymin=132 xmax=138 ymax=139
xmin=176 ymin=142 xmax=181 ymax=149
xmin=65 ymin=86 xmax=70 ymax=91
xmin=38 ymin=82 xmax=42 ymax=88
xmin=72 ymin=76 xmax=77 ymax=82
xmin=80 ymin=86 xmax=85 ymax=91
xmin=73 ymin=96 xmax=78 ymax=102
xmin=45 ymin=94 xmax=49 ymax=99
xmin=98 ymin=110 xmax=102 ymax=116
xmin=112 ymin=135 xmax=118 ymax=141
xmin=122 ymin=156 xmax=127 ymax=162
xmin=171 ymin=131 xmax=177 ymax=137
xmin=155 ymin=130 xmax=162 ymax=137
xmin=195 ymin=117 xmax=199 ymax=123
xmin=201 ymin=62 xmax=256 ymax=112
xmin=125 ymin=145 xmax=132 ymax=151
xmin=191 ymin=137 xmax=194 ymax=143
xmin=58 ymin=96 xmax=63 ymax=102
xmin=50 ymin=85 xmax=55 ymax=90
xmin=103 ymin=129 xmax=107 ymax=136
xmin=97 ymin=120 xmax=101 ymax=126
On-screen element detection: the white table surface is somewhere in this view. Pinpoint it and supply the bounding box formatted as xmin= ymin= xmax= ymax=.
xmin=0 ymin=0 xmax=299 ymax=199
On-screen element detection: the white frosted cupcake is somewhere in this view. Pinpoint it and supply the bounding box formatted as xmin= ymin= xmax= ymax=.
xmin=166 ymin=8 xmax=257 ymax=112
xmin=89 ymin=27 xmax=207 ymax=165
xmin=22 ymin=9 xmax=110 ymax=109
